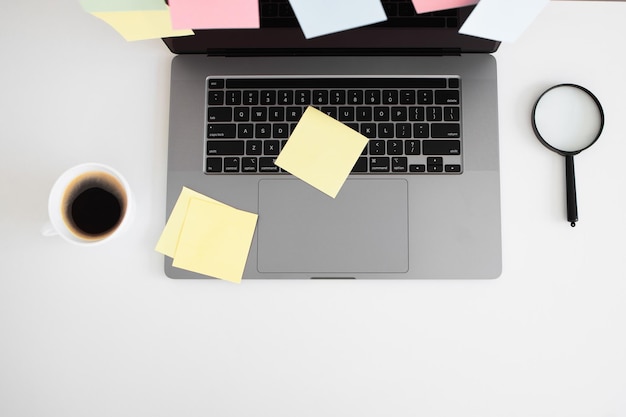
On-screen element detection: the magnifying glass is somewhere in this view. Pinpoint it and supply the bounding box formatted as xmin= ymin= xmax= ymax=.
xmin=531 ymin=84 xmax=604 ymax=227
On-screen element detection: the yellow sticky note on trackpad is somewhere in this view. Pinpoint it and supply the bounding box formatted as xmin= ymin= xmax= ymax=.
xmin=275 ymin=106 xmax=368 ymax=198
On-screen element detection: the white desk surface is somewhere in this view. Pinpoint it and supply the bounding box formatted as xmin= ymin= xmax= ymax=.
xmin=2 ymin=2 xmax=626 ymax=416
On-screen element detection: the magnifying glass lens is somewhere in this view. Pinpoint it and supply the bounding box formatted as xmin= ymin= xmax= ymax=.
xmin=533 ymin=85 xmax=603 ymax=153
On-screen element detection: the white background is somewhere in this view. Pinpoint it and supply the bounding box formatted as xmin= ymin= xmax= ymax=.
xmin=1 ymin=1 xmax=625 ymax=416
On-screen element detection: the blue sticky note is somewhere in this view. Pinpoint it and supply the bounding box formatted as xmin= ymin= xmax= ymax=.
xmin=288 ymin=0 xmax=387 ymax=39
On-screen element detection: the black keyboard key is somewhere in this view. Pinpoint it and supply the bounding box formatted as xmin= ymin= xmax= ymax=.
xmin=356 ymin=107 xmax=372 ymax=121
xmin=238 ymin=124 xmax=254 ymax=138
xmin=313 ymin=90 xmax=328 ymax=105
xmin=413 ymin=123 xmax=429 ymax=138
xmin=410 ymin=164 xmax=426 ymax=173
xmin=378 ymin=124 xmax=394 ymax=138
xmin=246 ymin=140 xmax=262 ymax=155
xmin=242 ymin=157 xmax=258 ymax=172
xmin=224 ymin=157 xmax=240 ymax=173
xmin=370 ymin=140 xmax=386 ymax=155
xmin=260 ymin=157 xmax=279 ymax=173
xmin=206 ymin=157 xmax=222 ymax=173
xmin=426 ymin=107 xmax=443 ymax=121
xmin=382 ymin=90 xmax=398 ymax=104
xmin=374 ymin=107 xmax=390 ymax=121
xmin=338 ymin=107 xmax=355 ymax=122
xmin=321 ymin=107 xmax=337 ymax=119
xmin=391 ymin=107 xmax=407 ymax=121
xmin=396 ymin=123 xmax=411 ymax=138
xmin=269 ymin=107 xmax=285 ymax=121
xmin=345 ymin=123 xmax=359 ymax=132
xmin=208 ymin=91 xmax=224 ymax=105
xmin=295 ymin=90 xmax=310 ymax=104
xmin=392 ymin=157 xmax=408 ymax=172
xmin=278 ymin=90 xmax=293 ymax=105
xmin=207 ymin=140 xmax=244 ymax=155
xmin=445 ymin=164 xmax=462 ymax=173
xmin=431 ymin=123 xmax=461 ymax=138
xmin=405 ymin=140 xmax=420 ymax=155
xmin=260 ymin=90 xmax=276 ymax=105
xmin=208 ymin=124 xmax=236 ymax=138
xmin=448 ymin=78 xmax=460 ymax=88
xmin=365 ymin=90 xmax=381 ymax=104
xmin=273 ymin=124 xmax=289 ymax=138
xmin=330 ymin=90 xmax=346 ymax=104
xmin=352 ymin=157 xmax=368 ymax=173
xmin=255 ymin=124 xmax=271 ymax=138
xmin=234 ymin=107 xmax=250 ymax=121
xmin=370 ymin=157 xmax=390 ymax=172
xmin=423 ymin=140 xmax=461 ymax=155
xmin=400 ymin=90 xmax=416 ymax=104
xmin=435 ymin=90 xmax=460 ymax=104
xmin=361 ymin=123 xmax=376 ymax=138
xmin=387 ymin=140 xmax=403 ymax=155
xmin=251 ymin=107 xmax=267 ymax=121
xmin=208 ymin=79 xmax=224 ymax=89
xmin=427 ymin=156 xmax=444 ymax=173
xmin=286 ymin=107 xmax=303 ymax=121
xmin=348 ymin=90 xmax=363 ymax=104
xmin=243 ymin=91 xmax=258 ymax=105
xmin=409 ymin=106 xmax=425 ymax=121
xmin=208 ymin=107 xmax=232 ymax=122
xmin=226 ymin=91 xmax=241 ymax=105
xmin=417 ymin=90 xmax=433 ymax=104
xmin=264 ymin=140 xmax=280 ymax=155
xmin=444 ymin=107 xmax=460 ymax=121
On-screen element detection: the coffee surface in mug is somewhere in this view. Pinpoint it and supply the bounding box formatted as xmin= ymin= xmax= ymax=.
xmin=61 ymin=171 xmax=127 ymax=240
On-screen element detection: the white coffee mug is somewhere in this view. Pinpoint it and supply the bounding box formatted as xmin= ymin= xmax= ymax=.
xmin=42 ymin=163 xmax=134 ymax=245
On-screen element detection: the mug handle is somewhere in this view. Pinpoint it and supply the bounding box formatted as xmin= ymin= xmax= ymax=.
xmin=41 ymin=222 xmax=58 ymax=237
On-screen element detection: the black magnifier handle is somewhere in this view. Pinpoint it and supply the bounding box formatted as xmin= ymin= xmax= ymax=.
xmin=565 ymin=155 xmax=578 ymax=227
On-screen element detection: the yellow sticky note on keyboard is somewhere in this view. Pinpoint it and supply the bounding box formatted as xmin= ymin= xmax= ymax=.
xmin=156 ymin=187 xmax=258 ymax=283
xmin=275 ymin=106 xmax=368 ymax=198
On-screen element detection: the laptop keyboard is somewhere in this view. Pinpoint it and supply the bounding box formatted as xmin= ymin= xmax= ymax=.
xmin=260 ymin=0 xmax=460 ymax=29
xmin=205 ymin=76 xmax=463 ymax=175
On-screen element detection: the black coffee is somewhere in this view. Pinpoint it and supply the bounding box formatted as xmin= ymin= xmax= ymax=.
xmin=62 ymin=172 xmax=127 ymax=240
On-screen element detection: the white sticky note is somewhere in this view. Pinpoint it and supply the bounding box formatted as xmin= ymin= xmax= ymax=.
xmin=288 ymin=0 xmax=387 ymax=39
xmin=459 ymin=0 xmax=549 ymax=43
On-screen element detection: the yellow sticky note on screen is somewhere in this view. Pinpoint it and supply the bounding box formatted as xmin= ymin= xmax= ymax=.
xmin=91 ymin=10 xmax=193 ymax=41
xmin=275 ymin=106 xmax=368 ymax=198
xmin=172 ymin=198 xmax=258 ymax=283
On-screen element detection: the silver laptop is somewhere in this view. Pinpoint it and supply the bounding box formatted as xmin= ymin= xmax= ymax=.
xmin=162 ymin=0 xmax=502 ymax=279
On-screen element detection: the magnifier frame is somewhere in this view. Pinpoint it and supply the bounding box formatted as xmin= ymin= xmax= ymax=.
xmin=531 ymin=83 xmax=604 ymax=227
xmin=531 ymin=83 xmax=605 ymax=157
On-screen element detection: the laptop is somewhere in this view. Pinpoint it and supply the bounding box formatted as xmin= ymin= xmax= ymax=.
xmin=162 ymin=0 xmax=502 ymax=279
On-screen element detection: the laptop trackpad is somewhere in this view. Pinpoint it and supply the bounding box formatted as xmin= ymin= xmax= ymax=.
xmin=257 ymin=179 xmax=409 ymax=274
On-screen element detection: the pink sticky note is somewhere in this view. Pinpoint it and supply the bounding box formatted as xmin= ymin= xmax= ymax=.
xmin=168 ymin=0 xmax=260 ymax=30
xmin=411 ymin=0 xmax=479 ymax=14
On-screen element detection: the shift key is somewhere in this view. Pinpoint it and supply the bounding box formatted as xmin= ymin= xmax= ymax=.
xmin=423 ymin=140 xmax=461 ymax=155
xmin=207 ymin=140 xmax=244 ymax=155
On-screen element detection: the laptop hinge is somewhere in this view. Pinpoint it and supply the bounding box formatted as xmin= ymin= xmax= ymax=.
xmin=206 ymin=48 xmax=463 ymax=57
